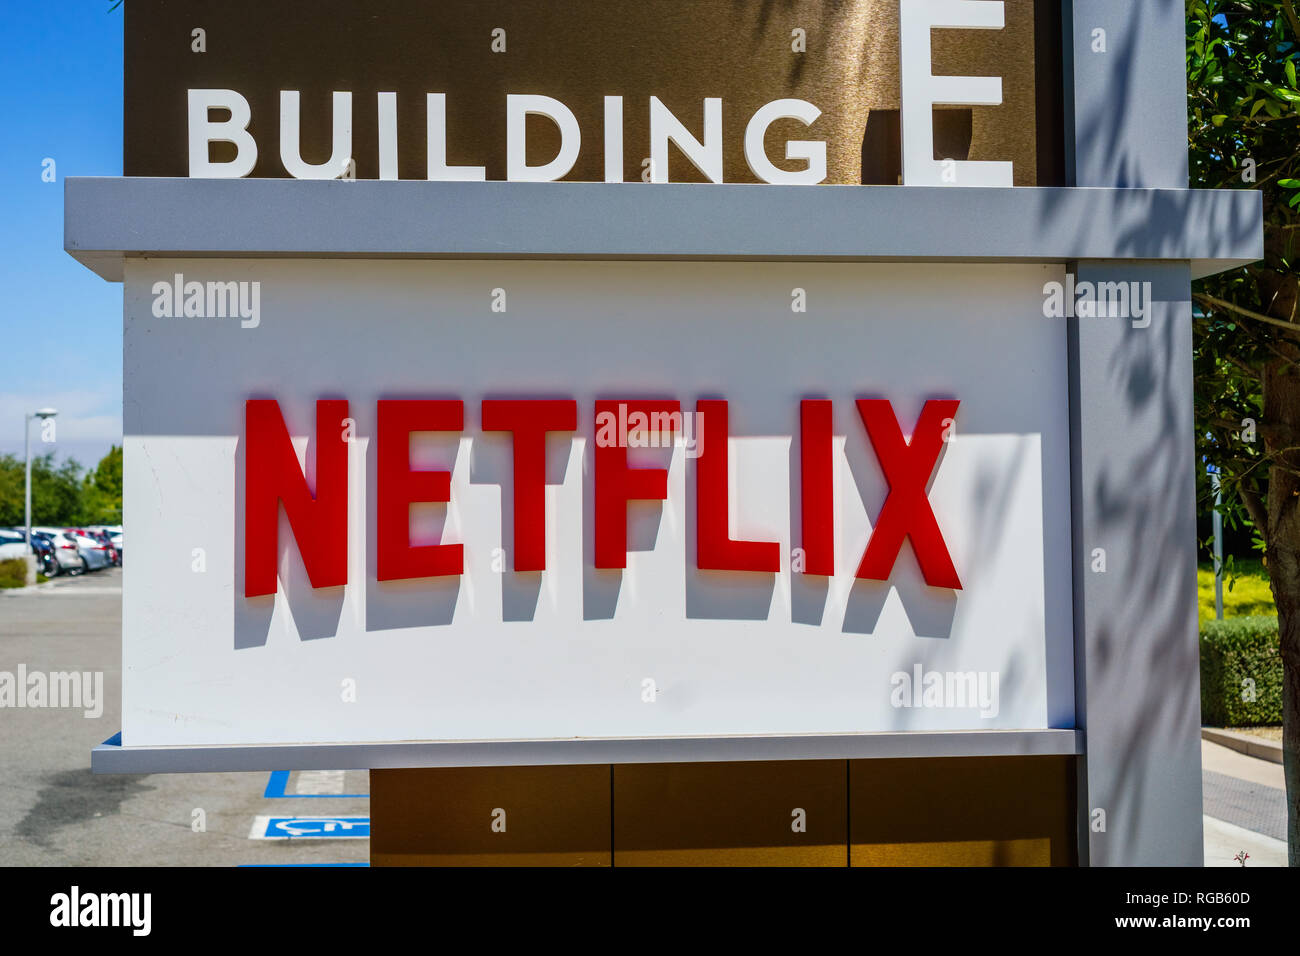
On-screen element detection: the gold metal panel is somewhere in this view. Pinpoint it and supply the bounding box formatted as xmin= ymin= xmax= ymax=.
xmin=849 ymin=756 xmax=1076 ymax=866
xmin=371 ymin=765 xmax=611 ymax=867
xmin=854 ymin=838 xmax=1052 ymax=866
xmin=613 ymin=760 xmax=847 ymax=866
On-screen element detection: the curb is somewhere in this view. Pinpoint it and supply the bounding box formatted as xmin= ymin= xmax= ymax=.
xmin=1202 ymin=727 xmax=1284 ymax=765
xmin=0 ymin=580 xmax=59 ymax=596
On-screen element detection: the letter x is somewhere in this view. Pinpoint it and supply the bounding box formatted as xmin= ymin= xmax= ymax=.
xmin=855 ymin=399 xmax=961 ymax=590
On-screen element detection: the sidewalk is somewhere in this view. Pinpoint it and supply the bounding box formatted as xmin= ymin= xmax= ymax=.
xmin=1202 ymin=738 xmax=1288 ymax=866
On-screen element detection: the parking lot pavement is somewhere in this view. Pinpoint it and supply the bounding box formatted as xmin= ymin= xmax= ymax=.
xmin=25 ymin=564 xmax=123 ymax=593
xmin=0 ymin=573 xmax=369 ymax=866
xmin=1201 ymin=740 xmax=1288 ymax=866
xmin=54 ymin=565 xmax=121 ymax=591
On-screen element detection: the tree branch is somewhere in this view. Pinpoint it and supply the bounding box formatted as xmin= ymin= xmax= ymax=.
xmin=1221 ymin=351 xmax=1263 ymax=376
xmin=1207 ymin=415 xmax=1257 ymax=433
xmin=1241 ymin=485 xmax=1269 ymax=542
xmin=1284 ymin=0 xmax=1300 ymax=42
xmin=1194 ymin=292 xmax=1300 ymax=334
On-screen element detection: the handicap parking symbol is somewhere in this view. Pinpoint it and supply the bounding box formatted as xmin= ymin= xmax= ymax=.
xmin=250 ymin=815 xmax=370 ymax=840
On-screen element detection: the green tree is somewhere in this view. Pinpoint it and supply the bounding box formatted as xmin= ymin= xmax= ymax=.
xmin=0 ymin=456 xmax=19 ymax=525
xmin=79 ymin=445 xmax=122 ymax=525
xmin=0 ymin=453 xmax=86 ymax=527
xmin=91 ymin=445 xmax=122 ymax=502
xmin=0 ymin=447 xmax=125 ymax=527
xmin=1188 ymin=0 xmax=1300 ymax=862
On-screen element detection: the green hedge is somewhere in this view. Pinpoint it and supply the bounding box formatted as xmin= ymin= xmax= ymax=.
xmin=1200 ymin=616 xmax=1283 ymax=727
xmin=0 ymin=557 xmax=27 ymax=589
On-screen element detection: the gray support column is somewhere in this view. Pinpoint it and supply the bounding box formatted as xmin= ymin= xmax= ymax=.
xmin=1066 ymin=0 xmax=1205 ymax=865
xmin=1068 ymin=262 xmax=1203 ymax=866
xmin=1064 ymin=0 xmax=1190 ymax=188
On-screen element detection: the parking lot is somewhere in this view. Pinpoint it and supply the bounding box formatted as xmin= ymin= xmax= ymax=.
xmin=0 ymin=569 xmax=369 ymax=865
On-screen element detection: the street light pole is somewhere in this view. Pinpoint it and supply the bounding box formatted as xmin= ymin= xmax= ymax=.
xmin=24 ymin=416 xmax=29 ymax=553
xmin=1212 ymin=470 xmax=1224 ymax=621
xmin=23 ymin=408 xmax=58 ymax=557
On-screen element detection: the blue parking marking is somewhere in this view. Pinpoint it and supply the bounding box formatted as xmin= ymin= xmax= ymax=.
xmin=239 ymin=863 xmax=370 ymax=867
xmin=263 ymin=770 xmax=368 ymax=799
xmin=250 ymin=815 xmax=370 ymax=840
xmin=262 ymin=770 xmax=291 ymax=798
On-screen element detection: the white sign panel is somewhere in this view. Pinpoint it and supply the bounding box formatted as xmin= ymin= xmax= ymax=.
xmin=121 ymin=260 xmax=1073 ymax=747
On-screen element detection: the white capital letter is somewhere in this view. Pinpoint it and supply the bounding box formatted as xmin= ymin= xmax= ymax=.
xmin=377 ymin=92 xmax=398 ymax=180
xmin=744 ymin=98 xmax=826 ymax=184
xmin=279 ymin=90 xmax=353 ymax=179
xmin=649 ymin=97 xmax=723 ymax=183
xmin=604 ymin=95 xmax=624 ymax=183
xmin=427 ymin=94 xmax=486 ymax=181
xmin=899 ymin=0 xmax=1011 ymax=186
xmin=188 ymin=89 xmax=257 ymax=178
xmin=506 ymin=94 xmax=581 ymax=182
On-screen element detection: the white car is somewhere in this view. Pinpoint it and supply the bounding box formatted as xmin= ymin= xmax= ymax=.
xmin=32 ymin=528 xmax=90 ymax=574
xmin=0 ymin=531 xmax=28 ymax=561
xmin=0 ymin=530 xmax=63 ymax=577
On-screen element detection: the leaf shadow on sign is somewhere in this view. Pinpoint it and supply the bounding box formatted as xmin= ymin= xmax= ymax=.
xmin=233 ymin=411 xmax=346 ymax=650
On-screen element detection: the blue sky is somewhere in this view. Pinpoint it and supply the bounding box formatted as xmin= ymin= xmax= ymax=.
xmin=0 ymin=4 xmax=123 ymax=469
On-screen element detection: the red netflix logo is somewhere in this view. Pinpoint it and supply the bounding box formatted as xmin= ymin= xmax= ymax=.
xmin=242 ymin=398 xmax=961 ymax=598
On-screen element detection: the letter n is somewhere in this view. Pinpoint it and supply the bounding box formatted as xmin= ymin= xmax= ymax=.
xmin=244 ymin=399 xmax=349 ymax=596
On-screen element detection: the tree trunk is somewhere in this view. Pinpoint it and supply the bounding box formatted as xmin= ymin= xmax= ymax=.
xmin=1262 ymin=359 xmax=1300 ymax=865
xmin=1286 ymin=636 xmax=1300 ymax=865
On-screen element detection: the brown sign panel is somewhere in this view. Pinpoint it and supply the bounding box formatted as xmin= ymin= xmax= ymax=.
xmin=126 ymin=0 xmax=1062 ymax=185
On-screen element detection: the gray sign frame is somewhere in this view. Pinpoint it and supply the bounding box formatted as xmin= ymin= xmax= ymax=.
xmin=66 ymin=0 xmax=1261 ymax=866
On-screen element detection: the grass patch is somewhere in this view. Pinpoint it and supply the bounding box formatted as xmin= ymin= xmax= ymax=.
xmin=1198 ymin=558 xmax=1275 ymax=622
xmin=0 ymin=558 xmax=28 ymax=589
xmin=1233 ymin=725 xmax=1282 ymax=741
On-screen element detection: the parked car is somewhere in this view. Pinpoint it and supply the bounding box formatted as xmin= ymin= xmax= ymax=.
xmin=26 ymin=532 xmax=58 ymax=577
xmin=0 ymin=531 xmax=27 ymax=561
xmin=32 ymin=528 xmax=90 ymax=574
xmin=70 ymin=528 xmax=119 ymax=566
xmin=63 ymin=530 xmax=112 ymax=571
xmin=81 ymin=526 xmax=123 ymax=565
xmin=0 ymin=531 xmax=62 ymax=577
xmin=96 ymin=530 xmax=120 ymax=566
